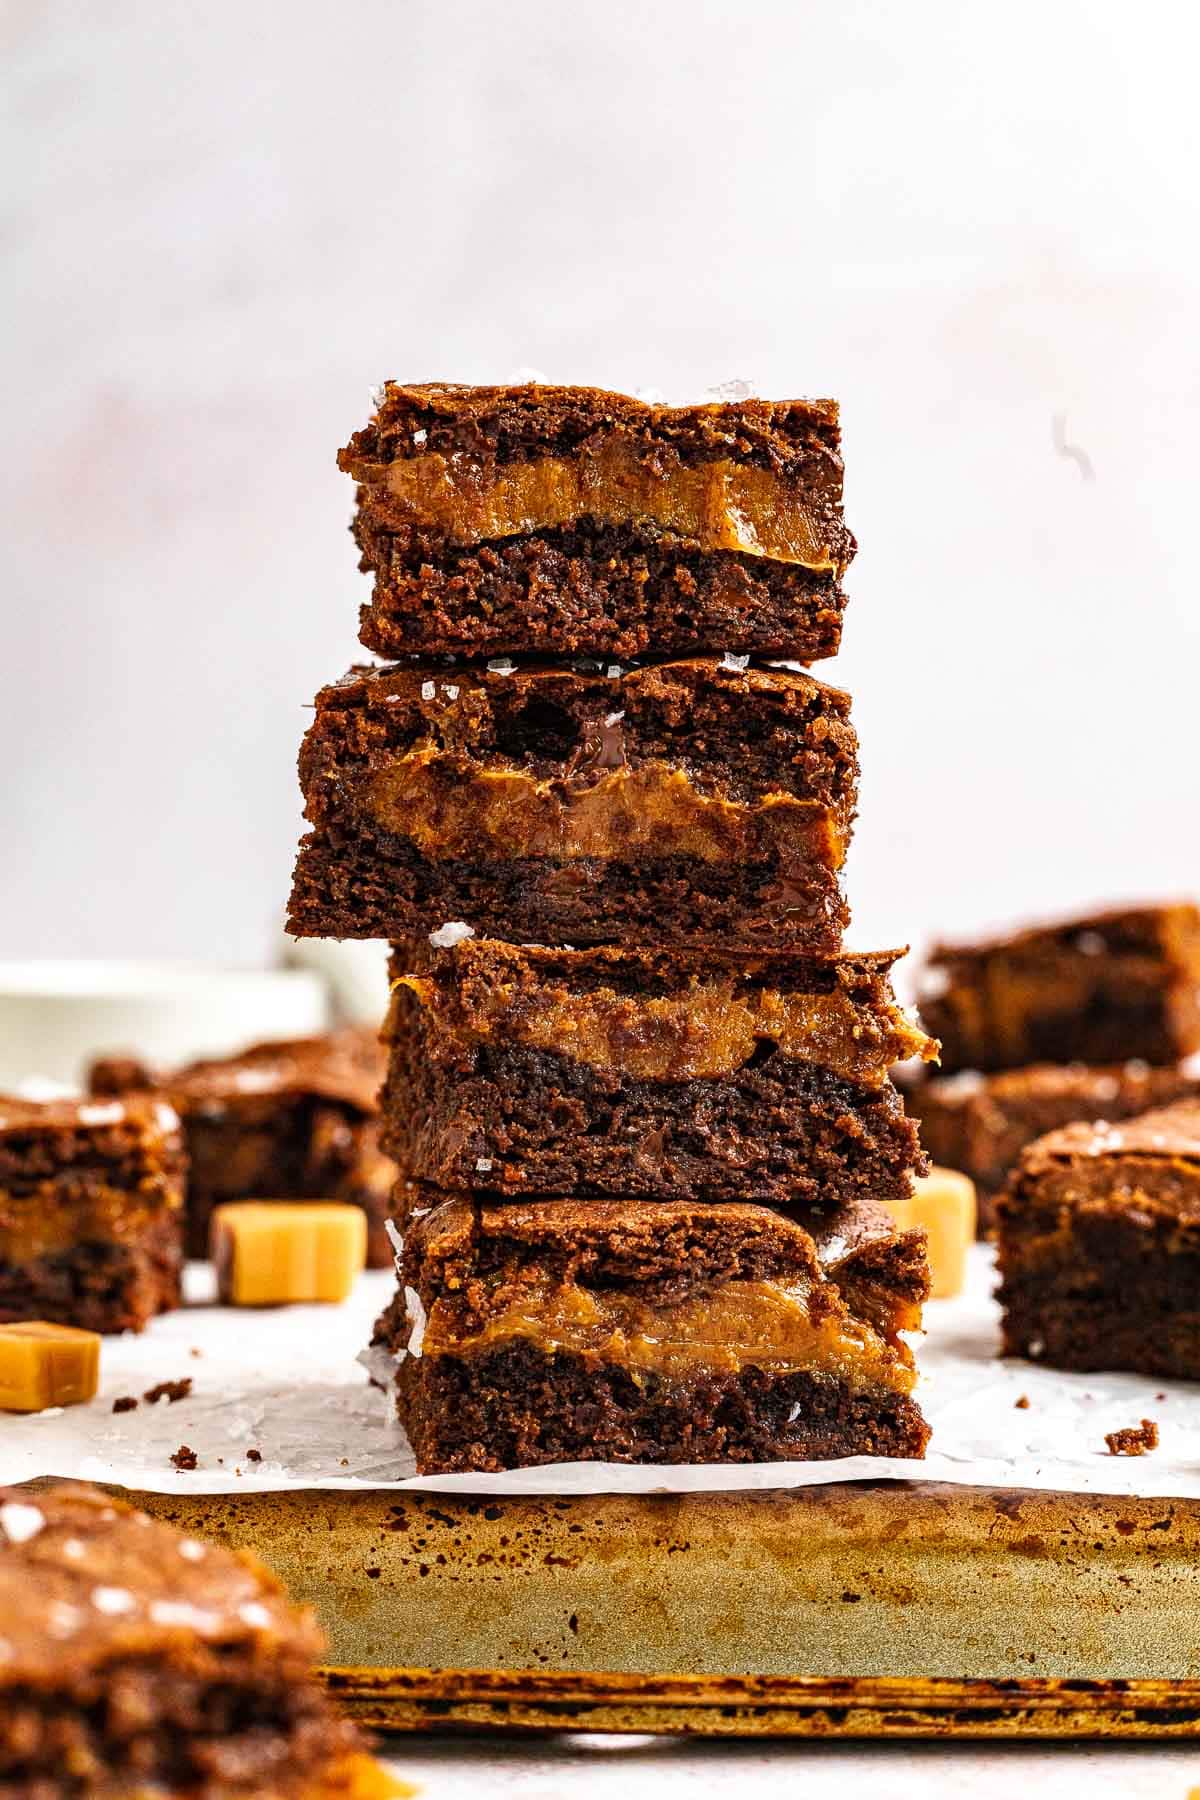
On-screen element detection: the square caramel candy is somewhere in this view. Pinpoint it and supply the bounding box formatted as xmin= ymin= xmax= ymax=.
xmin=881 ymin=1167 xmax=976 ymax=1299
xmin=211 ymin=1201 xmax=367 ymax=1306
xmin=0 ymin=1320 xmax=101 ymax=1411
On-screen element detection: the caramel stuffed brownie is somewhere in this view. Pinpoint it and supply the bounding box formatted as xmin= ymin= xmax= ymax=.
xmin=996 ymin=1100 xmax=1200 ymax=1377
xmin=377 ymin=1195 xmax=930 ymax=1472
xmin=909 ymin=1059 xmax=1200 ymax=1234
xmin=342 ymin=381 xmax=855 ymax=662
xmin=0 ymin=1482 xmax=369 ymax=1799
xmin=0 ymin=1094 xmax=183 ymax=1333
xmin=90 ymin=1028 xmax=394 ymax=1267
xmin=383 ymin=939 xmax=935 ymax=1205
xmin=289 ymin=657 xmax=858 ymax=951
xmin=917 ymin=903 xmax=1200 ymax=1074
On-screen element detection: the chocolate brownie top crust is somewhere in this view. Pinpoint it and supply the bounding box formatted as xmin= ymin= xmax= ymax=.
xmin=340 ymin=382 xmax=853 ymax=574
xmin=0 ymin=1483 xmax=318 ymax=1684
xmin=389 ymin=939 xmax=935 ymax=1089
xmin=91 ymin=1027 xmax=383 ymax=1119
xmin=1016 ymin=1097 xmax=1200 ymax=1189
xmin=927 ymin=903 xmax=1200 ymax=967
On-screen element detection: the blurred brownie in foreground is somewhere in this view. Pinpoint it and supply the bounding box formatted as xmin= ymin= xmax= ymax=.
xmin=996 ymin=1099 xmax=1200 ymax=1378
xmin=375 ymin=1195 xmax=930 ymax=1473
xmin=909 ymin=1059 xmax=1200 ymax=1233
xmin=383 ymin=938 xmax=935 ymax=1206
xmin=0 ymin=1482 xmax=389 ymax=1799
xmin=90 ymin=1029 xmax=394 ymax=1268
xmin=340 ymin=381 xmax=855 ymax=662
xmin=0 ymin=1094 xmax=183 ymax=1334
xmin=917 ymin=903 xmax=1200 ymax=1074
xmin=289 ymin=657 xmax=859 ymax=952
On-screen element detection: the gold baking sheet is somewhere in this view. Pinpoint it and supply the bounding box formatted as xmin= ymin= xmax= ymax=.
xmin=80 ymin=1479 xmax=1200 ymax=1739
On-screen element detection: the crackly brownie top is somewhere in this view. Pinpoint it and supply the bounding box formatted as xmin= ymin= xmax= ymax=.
xmin=91 ymin=1027 xmax=383 ymax=1118
xmin=388 ymin=938 xmax=934 ymax=1089
xmin=401 ymin=1193 xmax=921 ymax=1302
xmin=915 ymin=1060 xmax=1200 ymax=1113
xmin=341 ymin=382 xmax=842 ymax=475
xmin=925 ymin=901 xmax=1200 ymax=971
xmin=0 ymin=1483 xmax=322 ymax=1684
xmin=1019 ymin=1098 xmax=1200 ymax=1174
xmin=338 ymin=383 xmax=853 ymax=574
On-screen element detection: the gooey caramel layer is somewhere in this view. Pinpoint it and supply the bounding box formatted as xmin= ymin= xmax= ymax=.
xmin=397 ymin=971 xmax=933 ymax=1087
xmin=366 ymin=752 xmax=844 ymax=870
xmin=420 ymin=1276 xmax=915 ymax=1395
xmin=343 ymin=440 xmax=843 ymax=570
xmin=0 ymin=1182 xmax=180 ymax=1262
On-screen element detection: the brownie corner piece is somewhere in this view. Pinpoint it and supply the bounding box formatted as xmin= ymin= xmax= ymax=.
xmin=917 ymin=901 xmax=1200 ymax=1073
xmin=378 ymin=1195 xmax=930 ymax=1474
xmin=0 ymin=1092 xmax=184 ymax=1333
xmin=340 ymin=381 xmax=855 ymax=661
xmin=996 ymin=1097 xmax=1200 ymax=1377
xmin=0 ymin=1481 xmax=362 ymax=1795
xmin=289 ymin=655 xmax=858 ymax=951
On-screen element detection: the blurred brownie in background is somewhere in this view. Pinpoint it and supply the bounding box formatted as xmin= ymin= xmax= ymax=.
xmin=0 ymin=1092 xmax=183 ymax=1332
xmin=916 ymin=903 xmax=1200 ymax=1074
xmin=341 ymin=381 xmax=855 ymax=663
xmin=996 ymin=1099 xmax=1200 ymax=1378
xmin=908 ymin=1059 xmax=1200 ymax=1234
xmin=90 ymin=1027 xmax=395 ymax=1267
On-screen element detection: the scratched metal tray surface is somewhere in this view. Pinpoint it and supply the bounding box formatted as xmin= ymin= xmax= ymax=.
xmin=93 ymin=1479 xmax=1200 ymax=1740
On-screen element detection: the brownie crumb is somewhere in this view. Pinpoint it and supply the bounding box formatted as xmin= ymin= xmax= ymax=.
xmin=1105 ymin=1419 xmax=1159 ymax=1457
xmin=1014 ymin=1395 xmax=1030 ymax=1409
xmin=145 ymin=1378 xmax=192 ymax=1405
xmin=111 ymin=1395 xmax=139 ymax=1414
xmin=170 ymin=1445 xmax=199 ymax=1471
xmin=246 ymin=1447 xmax=262 ymax=1463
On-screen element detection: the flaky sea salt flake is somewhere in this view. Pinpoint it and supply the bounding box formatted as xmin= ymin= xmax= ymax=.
xmin=429 ymin=921 xmax=475 ymax=949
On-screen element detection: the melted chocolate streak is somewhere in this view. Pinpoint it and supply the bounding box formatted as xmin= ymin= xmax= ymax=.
xmin=564 ymin=713 xmax=629 ymax=779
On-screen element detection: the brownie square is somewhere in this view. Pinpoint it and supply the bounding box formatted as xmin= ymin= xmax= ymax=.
xmin=341 ymin=381 xmax=855 ymax=662
xmin=90 ymin=1028 xmax=394 ymax=1267
xmin=0 ymin=1482 xmax=362 ymax=1796
xmin=996 ymin=1099 xmax=1200 ymax=1377
xmin=376 ymin=1195 xmax=930 ymax=1473
xmin=909 ymin=1059 xmax=1200 ymax=1234
xmin=916 ymin=903 xmax=1200 ymax=1074
xmin=289 ymin=657 xmax=858 ymax=952
xmin=0 ymin=1094 xmax=184 ymax=1333
xmin=382 ymin=938 xmax=934 ymax=1207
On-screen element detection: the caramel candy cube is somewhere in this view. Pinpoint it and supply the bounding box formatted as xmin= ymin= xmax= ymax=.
xmin=881 ymin=1167 xmax=976 ymax=1299
xmin=0 ymin=1320 xmax=101 ymax=1412
xmin=211 ymin=1202 xmax=367 ymax=1306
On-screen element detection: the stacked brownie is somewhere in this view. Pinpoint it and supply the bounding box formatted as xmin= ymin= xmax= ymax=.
xmin=909 ymin=903 xmax=1200 ymax=1232
xmin=288 ymin=381 xmax=937 ymax=1472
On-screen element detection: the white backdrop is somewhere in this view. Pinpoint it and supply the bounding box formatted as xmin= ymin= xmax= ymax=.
xmin=4 ymin=0 xmax=1198 ymax=978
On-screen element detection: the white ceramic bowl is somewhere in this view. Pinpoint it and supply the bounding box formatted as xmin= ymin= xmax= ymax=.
xmin=0 ymin=960 xmax=330 ymax=1089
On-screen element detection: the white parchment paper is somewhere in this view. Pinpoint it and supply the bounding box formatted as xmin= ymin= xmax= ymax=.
xmin=3 ymin=1245 xmax=1198 ymax=1498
